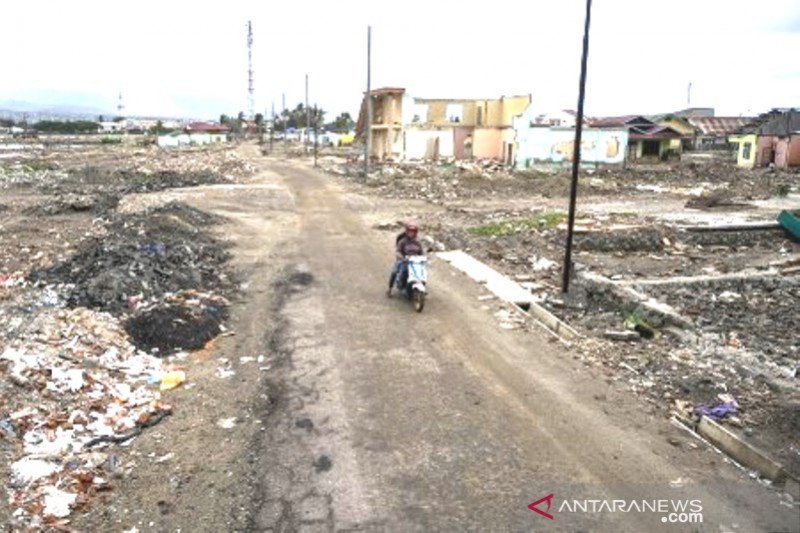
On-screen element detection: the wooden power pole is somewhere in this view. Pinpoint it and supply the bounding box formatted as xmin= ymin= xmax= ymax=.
xmin=364 ymin=25 xmax=372 ymax=179
xmin=562 ymin=0 xmax=593 ymax=293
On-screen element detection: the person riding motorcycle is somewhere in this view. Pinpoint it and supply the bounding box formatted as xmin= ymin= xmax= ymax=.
xmin=388 ymin=222 xmax=424 ymax=296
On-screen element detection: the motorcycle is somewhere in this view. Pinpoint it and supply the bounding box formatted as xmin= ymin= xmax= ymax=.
xmin=394 ymin=255 xmax=428 ymax=312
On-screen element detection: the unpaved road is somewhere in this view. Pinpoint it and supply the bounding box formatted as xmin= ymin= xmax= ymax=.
xmin=73 ymin=146 xmax=799 ymax=532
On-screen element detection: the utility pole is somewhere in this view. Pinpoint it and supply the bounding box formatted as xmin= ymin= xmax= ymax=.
xmin=269 ymin=101 xmax=274 ymax=153
xmin=305 ymin=74 xmax=310 ymax=153
xmin=562 ymin=0 xmax=593 ymax=294
xmin=364 ymin=25 xmax=372 ymax=179
xmin=282 ymin=93 xmax=287 ymax=153
xmin=247 ymin=21 xmax=255 ymax=121
xmin=687 ymin=82 xmax=692 ymax=107
xmin=313 ymin=104 xmax=319 ymax=168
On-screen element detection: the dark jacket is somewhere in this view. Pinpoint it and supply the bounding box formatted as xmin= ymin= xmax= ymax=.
xmin=396 ymin=234 xmax=423 ymax=258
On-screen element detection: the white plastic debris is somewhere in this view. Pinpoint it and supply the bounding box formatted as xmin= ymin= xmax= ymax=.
xmin=217 ymin=417 xmax=236 ymax=429
xmin=718 ymin=291 xmax=742 ymax=303
xmin=11 ymin=457 xmax=62 ymax=484
xmin=529 ymin=256 xmax=557 ymax=271
xmin=48 ymin=367 xmax=85 ymax=392
xmin=23 ymin=427 xmax=78 ymax=455
xmin=216 ymin=367 xmax=235 ymax=379
xmin=42 ymin=486 xmax=77 ymax=517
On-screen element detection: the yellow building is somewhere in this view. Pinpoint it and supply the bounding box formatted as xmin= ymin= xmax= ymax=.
xmin=357 ymin=87 xmax=531 ymax=161
xmin=657 ymin=116 xmax=694 ymax=151
xmin=728 ymin=134 xmax=757 ymax=168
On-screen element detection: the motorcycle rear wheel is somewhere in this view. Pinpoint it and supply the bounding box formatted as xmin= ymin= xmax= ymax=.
xmin=412 ymin=289 xmax=425 ymax=312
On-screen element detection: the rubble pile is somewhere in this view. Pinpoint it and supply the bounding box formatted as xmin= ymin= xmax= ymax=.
xmin=125 ymin=290 xmax=230 ymax=354
xmin=0 ymin=299 xmax=179 ymax=529
xmin=32 ymin=203 xmax=232 ymax=353
xmin=0 ymin=146 xmax=242 ymax=527
xmin=323 ymin=155 xmax=797 ymax=204
xmin=3 ymin=145 xmax=256 ymax=217
xmin=36 ymin=144 xmax=257 ymax=180
xmin=646 ymin=276 xmax=800 ymax=363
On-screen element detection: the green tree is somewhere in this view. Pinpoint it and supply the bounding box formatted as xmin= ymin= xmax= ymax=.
xmin=326 ymin=112 xmax=354 ymax=132
xmin=34 ymin=120 xmax=99 ymax=134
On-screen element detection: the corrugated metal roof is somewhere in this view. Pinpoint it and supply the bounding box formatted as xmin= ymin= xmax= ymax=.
xmin=629 ymin=126 xmax=683 ymax=140
xmin=758 ymin=110 xmax=800 ymax=136
xmin=186 ymin=122 xmax=229 ymax=133
xmin=589 ymin=115 xmax=654 ymax=127
xmin=687 ymin=117 xmax=753 ymax=136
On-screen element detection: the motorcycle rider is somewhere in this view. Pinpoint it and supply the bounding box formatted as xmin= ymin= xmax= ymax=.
xmin=388 ymin=222 xmax=424 ymax=296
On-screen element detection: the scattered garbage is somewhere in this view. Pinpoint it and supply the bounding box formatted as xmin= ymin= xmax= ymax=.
xmin=694 ymin=402 xmax=738 ymax=422
xmin=217 ymin=417 xmax=236 ymax=429
xmin=159 ymin=370 xmax=187 ymax=391
xmin=0 ymin=145 xmax=246 ymax=529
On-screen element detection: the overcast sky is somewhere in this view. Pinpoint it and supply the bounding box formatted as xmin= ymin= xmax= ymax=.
xmin=3 ymin=0 xmax=799 ymax=119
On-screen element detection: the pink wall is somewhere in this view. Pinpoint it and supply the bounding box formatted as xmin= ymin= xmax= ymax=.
xmin=788 ymin=135 xmax=800 ymax=167
xmin=473 ymin=128 xmax=503 ymax=159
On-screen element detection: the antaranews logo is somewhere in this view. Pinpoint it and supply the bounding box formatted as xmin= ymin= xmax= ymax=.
xmin=528 ymin=494 xmax=555 ymax=520
xmin=528 ymin=494 xmax=703 ymax=524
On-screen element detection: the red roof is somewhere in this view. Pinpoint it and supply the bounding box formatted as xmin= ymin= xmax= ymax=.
xmin=186 ymin=122 xmax=229 ymax=133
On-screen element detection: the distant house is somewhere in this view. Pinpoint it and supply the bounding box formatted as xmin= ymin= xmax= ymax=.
xmin=649 ymin=114 xmax=694 ymax=150
xmin=753 ymin=109 xmax=800 ymax=169
xmin=728 ymin=108 xmax=800 ymax=168
xmin=672 ymin=107 xmax=715 ymax=119
xmin=686 ymin=116 xmax=754 ymax=150
xmin=157 ymin=122 xmax=229 ymax=148
xmin=513 ymin=106 xmax=628 ymax=168
xmin=532 ymin=109 xmax=582 ymax=128
xmin=589 ymin=116 xmax=682 ymax=161
xmin=356 ymin=87 xmax=531 ymax=163
xmin=98 ymin=121 xmax=124 ymax=134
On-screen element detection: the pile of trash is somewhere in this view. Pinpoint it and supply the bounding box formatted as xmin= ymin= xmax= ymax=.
xmin=125 ymin=290 xmax=230 ymax=354
xmin=1 ymin=302 xmax=184 ymax=529
xmin=32 ymin=202 xmax=232 ymax=316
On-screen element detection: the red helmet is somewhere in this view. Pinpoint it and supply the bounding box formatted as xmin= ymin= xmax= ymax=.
xmin=405 ymin=222 xmax=419 ymax=236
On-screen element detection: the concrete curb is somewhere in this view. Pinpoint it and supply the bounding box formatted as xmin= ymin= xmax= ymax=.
xmin=672 ymin=414 xmax=791 ymax=484
xmin=697 ymin=416 xmax=787 ymax=483
xmin=437 ymin=250 xmax=580 ymax=341
xmin=580 ymin=271 xmax=692 ymax=329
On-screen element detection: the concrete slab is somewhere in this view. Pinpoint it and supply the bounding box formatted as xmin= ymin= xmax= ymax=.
xmin=438 ymin=250 xmax=579 ymax=340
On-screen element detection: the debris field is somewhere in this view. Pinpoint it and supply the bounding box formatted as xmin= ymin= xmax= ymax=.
xmin=0 ymin=144 xmax=252 ymax=528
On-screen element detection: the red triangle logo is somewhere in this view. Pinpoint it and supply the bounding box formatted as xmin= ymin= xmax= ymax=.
xmin=528 ymin=493 xmax=555 ymax=520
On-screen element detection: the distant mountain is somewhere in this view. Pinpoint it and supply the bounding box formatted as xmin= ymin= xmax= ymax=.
xmin=0 ymin=90 xmax=115 ymax=119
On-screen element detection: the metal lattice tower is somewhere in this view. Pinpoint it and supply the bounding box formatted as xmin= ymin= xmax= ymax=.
xmin=117 ymin=92 xmax=125 ymax=116
xmin=247 ymin=21 xmax=254 ymax=120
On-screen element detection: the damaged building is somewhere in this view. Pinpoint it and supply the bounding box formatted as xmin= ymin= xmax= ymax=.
xmin=729 ymin=109 xmax=800 ymax=168
xmin=357 ymin=87 xmax=531 ymax=163
xmin=588 ymin=115 xmax=683 ymax=161
xmin=513 ymin=105 xmax=628 ymax=168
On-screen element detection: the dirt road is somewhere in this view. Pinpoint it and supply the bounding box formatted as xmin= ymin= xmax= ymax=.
xmin=74 ymin=147 xmax=798 ymax=532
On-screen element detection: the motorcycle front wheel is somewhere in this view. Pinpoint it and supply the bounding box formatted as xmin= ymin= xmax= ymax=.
xmin=412 ymin=289 xmax=425 ymax=313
